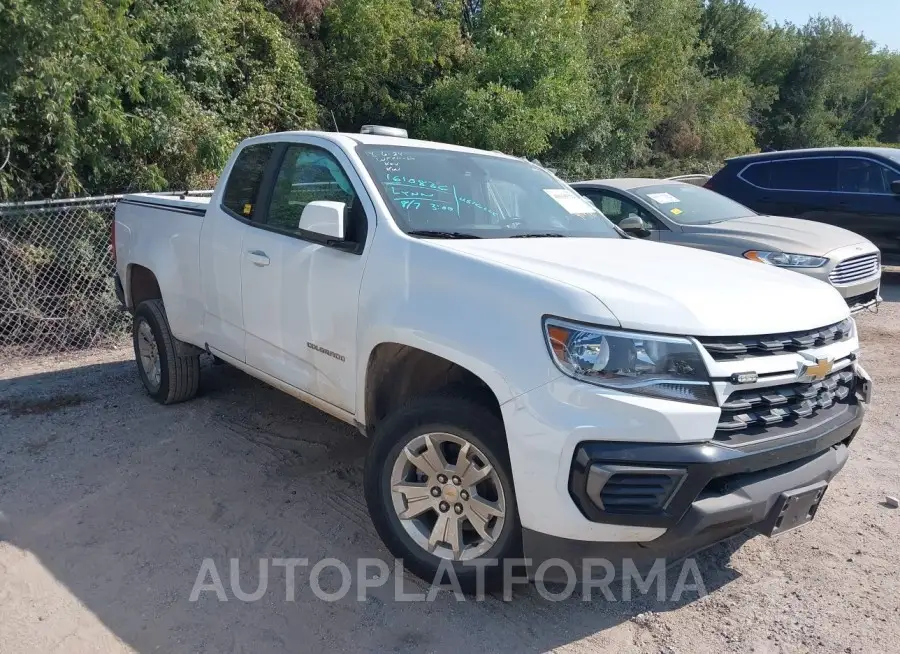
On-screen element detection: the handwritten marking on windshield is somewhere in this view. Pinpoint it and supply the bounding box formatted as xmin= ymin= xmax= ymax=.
xmin=457 ymin=195 xmax=498 ymax=217
xmin=376 ymin=165 xmax=499 ymax=217
xmin=385 ymin=175 xmax=450 ymax=192
xmin=385 ymin=182 xmax=452 ymax=193
xmin=390 ymin=187 xmax=436 ymax=199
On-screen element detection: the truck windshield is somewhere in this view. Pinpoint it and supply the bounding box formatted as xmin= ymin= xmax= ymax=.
xmin=357 ymin=145 xmax=620 ymax=239
xmin=632 ymin=183 xmax=756 ymax=225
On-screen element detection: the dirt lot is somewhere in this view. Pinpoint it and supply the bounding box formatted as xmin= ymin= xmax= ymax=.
xmin=1 ymin=279 xmax=899 ymax=654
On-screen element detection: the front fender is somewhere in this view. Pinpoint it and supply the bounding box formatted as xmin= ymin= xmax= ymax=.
xmin=354 ymin=235 xmax=615 ymax=426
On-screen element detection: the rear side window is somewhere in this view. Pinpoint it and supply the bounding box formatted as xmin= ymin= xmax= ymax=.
xmin=742 ymin=158 xmax=838 ymax=192
xmin=837 ymin=158 xmax=900 ymax=193
xmin=740 ymin=162 xmax=771 ymax=187
xmin=222 ymin=143 xmax=275 ymax=220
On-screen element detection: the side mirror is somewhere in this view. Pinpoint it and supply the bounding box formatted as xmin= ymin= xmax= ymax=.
xmin=298 ymin=201 xmax=346 ymax=240
xmin=891 ymin=180 xmax=900 ymax=195
xmin=618 ymin=214 xmax=652 ymax=238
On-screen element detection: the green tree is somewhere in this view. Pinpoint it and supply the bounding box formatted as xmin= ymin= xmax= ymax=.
xmin=700 ymin=0 xmax=769 ymax=79
xmin=582 ymin=0 xmax=707 ymax=174
xmin=762 ymin=17 xmax=882 ymax=149
xmin=420 ymin=0 xmax=595 ymax=157
xmin=0 ymin=0 xmax=318 ymax=200
xmin=313 ymin=0 xmax=463 ymax=130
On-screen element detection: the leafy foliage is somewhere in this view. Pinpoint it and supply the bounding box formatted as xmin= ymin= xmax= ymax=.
xmin=313 ymin=0 xmax=463 ymax=131
xmin=0 ymin=0 xmax=317 ymax=199
xmin=1 ymin=0 xmax=899 ymax=200
xmin=420 ymin=0 xmax=595 ymax=156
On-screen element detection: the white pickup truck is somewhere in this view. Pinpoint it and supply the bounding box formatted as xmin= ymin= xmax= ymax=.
xmin=114 ymin=128 xmax=871 ymax=588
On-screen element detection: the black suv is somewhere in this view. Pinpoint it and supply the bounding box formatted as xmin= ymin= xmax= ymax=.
xmin=706 ymin=147 xmax=900 ymax=260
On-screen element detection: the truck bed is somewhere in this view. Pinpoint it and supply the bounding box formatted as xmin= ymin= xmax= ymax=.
xmin=120 ymin=192 xmax=212 ymax=216
xmin=115 ymin=192 xmax=211 ymax=346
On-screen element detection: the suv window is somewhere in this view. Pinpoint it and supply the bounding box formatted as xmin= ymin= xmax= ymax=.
xmin=743 ymin=158 xmax=838 ymax=192
xmin=837 ymin=158 xmax=900 ymax=194
xmin=740 ymin=162 xmax=770 ymax=187
xmin=267 ymin=144 xmax=366 ymax=243
xmin=222 ymin=143 xmax=275 ymax=220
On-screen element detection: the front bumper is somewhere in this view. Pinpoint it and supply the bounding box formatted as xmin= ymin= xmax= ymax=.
xmin=846 ymin=288 xmax=880 ymax=314
xmin=524 ymin=402 xmax=861 ymax=582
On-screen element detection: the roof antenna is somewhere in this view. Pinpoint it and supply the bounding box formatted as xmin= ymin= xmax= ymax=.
xmin=330 ymin=110 xmax=339 ymax=132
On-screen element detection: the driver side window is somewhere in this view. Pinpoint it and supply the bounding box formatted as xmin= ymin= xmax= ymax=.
xmin=582 ymin=190 xmax=660 ymax=228
xmin=266 ymin=144 xmax=367 ymax=244
xmin=603 ymin=195 xmax=636 ymax=224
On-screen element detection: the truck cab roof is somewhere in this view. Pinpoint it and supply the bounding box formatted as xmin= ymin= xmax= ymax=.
xmin=725 ymin=146 xmax=900 ymax=163
xmin=239 ymin=130 xmax=518 ymax=160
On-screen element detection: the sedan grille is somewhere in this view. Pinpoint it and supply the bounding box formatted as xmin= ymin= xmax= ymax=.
xmin=829 ymin=253 xmax=880 ymax=285
xmin=697 ymin=318 xmax=853 ymax=361
xmin=715 ymin=368 xmax=855 ymax=446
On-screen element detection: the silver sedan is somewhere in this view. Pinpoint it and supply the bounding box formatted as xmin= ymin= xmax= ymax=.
xmin=571 ymin=178 xmax=881 ymax=313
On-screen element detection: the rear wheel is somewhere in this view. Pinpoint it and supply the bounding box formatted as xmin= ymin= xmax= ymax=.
xmin=364 ymin=394 xmax=521 ymax=591
xmin=133 ymin=299 xmax=200 ymax=404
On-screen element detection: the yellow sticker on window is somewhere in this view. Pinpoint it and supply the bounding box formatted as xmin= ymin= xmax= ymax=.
xmin=243 ymin=203 xmax=252 ymax=216
xmin=671 ymin=207 xmax=683 ymax=215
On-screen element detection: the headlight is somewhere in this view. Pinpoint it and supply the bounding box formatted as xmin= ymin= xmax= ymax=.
xmin=543 ymin=318 xmax=716 ymax=405
xmin=743 ymin=250 xmax=828 ymax=268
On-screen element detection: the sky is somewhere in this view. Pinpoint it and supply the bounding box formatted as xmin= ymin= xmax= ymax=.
xmin=749 ymin=0 xmax=900 ymax=51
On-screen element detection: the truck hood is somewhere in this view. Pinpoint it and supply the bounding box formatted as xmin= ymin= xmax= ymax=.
xmin=432 ymin=237 xmax=849 ymax=336
xmin=681 ymin=215 xmax=872 ymax=256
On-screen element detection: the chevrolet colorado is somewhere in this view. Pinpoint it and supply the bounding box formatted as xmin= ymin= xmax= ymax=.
xmin=113 ymin=129 xmax=871 ymax=588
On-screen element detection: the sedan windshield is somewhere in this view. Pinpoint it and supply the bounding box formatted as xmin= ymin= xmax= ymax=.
xmin=632 ymin=183 xmax=756 ymax=225
xmin=357 ymin=145 xmax=620 ymax=239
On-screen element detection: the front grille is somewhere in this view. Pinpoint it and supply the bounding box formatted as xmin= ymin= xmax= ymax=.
xmin=697 ymin=318 xmax=853 ymax=361
xmin=829 ymin=253 xmax=880 ymax=285
xmin=715 ymin=368 xmax=855 ymax=445
xmin=596 ymin=471 xmax=683 ymax=513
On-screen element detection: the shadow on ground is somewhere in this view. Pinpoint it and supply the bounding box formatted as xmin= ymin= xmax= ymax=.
xmin=0 ymin=357 xmax=745 ymax=653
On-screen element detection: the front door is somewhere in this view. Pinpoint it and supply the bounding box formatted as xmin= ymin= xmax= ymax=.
xmin=833 ymin=157 xmax=900 ymax=257
xmin=240 ymin=139 xmax=373 ymax=412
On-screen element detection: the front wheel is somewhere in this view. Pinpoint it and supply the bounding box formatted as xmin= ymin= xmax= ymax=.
xmin=364 ymin=394 xmax=521 ymax=591
xmin=133 ymin=299 xmax=200 ymax=404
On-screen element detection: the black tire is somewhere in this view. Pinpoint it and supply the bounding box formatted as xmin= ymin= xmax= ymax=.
xmin=364 ymin=394 xmax=522 ymax=592
xmin=132 ymin=299 xmax=200 ymax=404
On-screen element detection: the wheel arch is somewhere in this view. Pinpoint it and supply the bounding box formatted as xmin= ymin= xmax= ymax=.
xmin=360 ymin=341 xmax=512 ymax=434
xmin=126 ymin=263 xmax=163 ymax=310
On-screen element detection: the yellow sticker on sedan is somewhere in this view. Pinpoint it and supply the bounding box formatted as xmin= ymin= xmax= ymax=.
xmin=671 ymin=207 xmax=683 ymax=215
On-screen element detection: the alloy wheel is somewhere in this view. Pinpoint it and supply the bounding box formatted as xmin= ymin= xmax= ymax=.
xmin=389 ymin=432 xmax=506 ymax=561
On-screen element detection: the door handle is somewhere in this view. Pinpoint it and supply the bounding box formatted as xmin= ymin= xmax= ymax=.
xmin=247 ymin=250 xmax=270 ymax=267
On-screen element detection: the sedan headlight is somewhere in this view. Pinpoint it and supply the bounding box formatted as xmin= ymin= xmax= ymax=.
xmin=743 ymin=250 xmax=828 ymax=268
xmin=543 ymin=318 xmax=716 ymax=405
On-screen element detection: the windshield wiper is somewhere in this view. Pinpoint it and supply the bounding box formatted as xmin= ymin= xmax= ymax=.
xmin=407 ymin=230 xmax=482 ymax=239
xmin=509 ymin=232 xmax=567 ymax=238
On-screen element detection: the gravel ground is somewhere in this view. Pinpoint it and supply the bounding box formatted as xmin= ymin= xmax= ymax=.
xmin=1 ymin=277 xmax=899 ymax=654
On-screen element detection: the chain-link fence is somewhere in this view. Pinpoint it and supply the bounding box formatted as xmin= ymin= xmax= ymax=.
xmin=0 ymin=191 xmax=211 ymax=357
